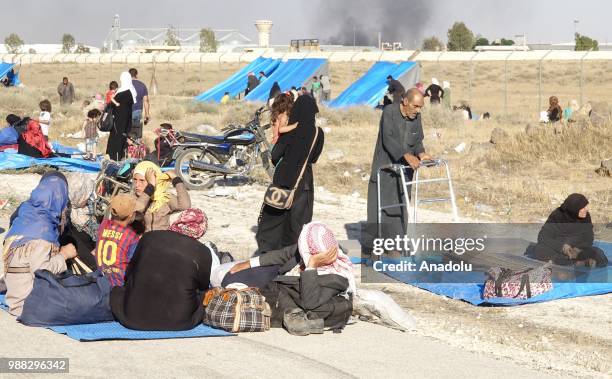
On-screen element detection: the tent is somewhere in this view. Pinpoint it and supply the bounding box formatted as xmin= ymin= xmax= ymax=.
xmin=194 ymin=57 xmax=280 ymax=103
xmin=0 ymin=62 xmax=21 ymax=87
xmin=328 ymin=61 xmax=419 ymax=108
xmin=244 ymin=58 xmax=328 ymax=103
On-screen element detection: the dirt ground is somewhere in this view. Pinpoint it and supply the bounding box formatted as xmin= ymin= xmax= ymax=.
xmin=0 ymin=174 xmax=609 ymax=378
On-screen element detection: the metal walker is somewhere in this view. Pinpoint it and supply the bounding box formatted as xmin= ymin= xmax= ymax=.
xmin=376 ymin=159 xmax=459 ymax=237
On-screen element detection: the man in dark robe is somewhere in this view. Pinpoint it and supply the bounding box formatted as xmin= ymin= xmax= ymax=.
xmin=365 ymin=89 xmax=431 ymax=248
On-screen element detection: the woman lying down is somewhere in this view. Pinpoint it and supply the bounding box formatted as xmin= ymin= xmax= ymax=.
xmin=113 ymin=215 xmax=416 ymax=335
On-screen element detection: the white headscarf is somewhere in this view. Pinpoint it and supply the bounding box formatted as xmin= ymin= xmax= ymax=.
xmin=298 ymin=221 xmax=356 ymax=295
xmin=117 ymin=71 xmax=137 ymax=104
xmin=431 ymin=78 xmax=440 ymax=86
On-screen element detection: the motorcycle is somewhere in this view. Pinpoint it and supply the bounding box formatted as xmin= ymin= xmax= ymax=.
xmin=174 ymin=107 xmax=274 ymax=190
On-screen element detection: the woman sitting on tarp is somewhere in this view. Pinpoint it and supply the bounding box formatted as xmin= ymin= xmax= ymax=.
xmin=0 ymin=114 xmax=20 ymax=151
xmin=110 ymin=209 xmax=215 ymax=331
xmin=3 ymin=172 xmax=77 ymax=317
xmin=17 ymin=118 xmax=53 ymax=158
xmin=529 ymin=193 xmax=608 ymax=267
xmin=132 ymin=161 xmax=191 ymax=232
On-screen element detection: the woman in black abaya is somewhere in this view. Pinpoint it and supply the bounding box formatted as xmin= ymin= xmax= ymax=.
xmin=106 ymin=71 xmax=135 ymax=161
xmin=531 ymin=193 xmax=608 ymax=267
xmin=255 ymin=94 xmax=324 ymax=252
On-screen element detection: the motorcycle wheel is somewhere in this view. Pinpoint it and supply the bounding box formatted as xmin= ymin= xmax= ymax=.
xmin=175 ymin=149 xmax=219 ymax=190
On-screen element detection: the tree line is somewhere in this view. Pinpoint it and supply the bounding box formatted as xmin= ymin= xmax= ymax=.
xmin=421 ymin=22 xmax=599 ymax=52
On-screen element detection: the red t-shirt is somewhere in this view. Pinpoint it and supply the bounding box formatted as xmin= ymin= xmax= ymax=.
xmin=105 ymin=90 xmax=115 ymax=105
xmin=95 ymin=219 xmax=139 ymax=287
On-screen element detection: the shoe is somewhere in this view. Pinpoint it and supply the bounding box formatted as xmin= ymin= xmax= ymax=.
xmin=283 ymin=308 xmax=324 ymax=336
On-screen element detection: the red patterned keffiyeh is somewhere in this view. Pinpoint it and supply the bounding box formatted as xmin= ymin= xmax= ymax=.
xmin=169 ymin=208 xmax=208 ymax=239
xmin=298 ymin=221 xmax=356 ymax=294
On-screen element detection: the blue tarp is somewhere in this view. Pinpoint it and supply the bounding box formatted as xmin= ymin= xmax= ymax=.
xmin=244 ymin=58 xmax=328 ymax=102
xmin=0 ymin=152 xmax=100 ymax=173
xmin=0 ymin=294 xmax=233 ymax=341
xmin=328 ymin=61 xmax=417 ymax=108
xmin=0 ymin=62 xmax=20 ymax=86
xmin=194 ymin=57 xmax=280 ymax=103
xmin=382 ymin=241 xmax=612 ymax=306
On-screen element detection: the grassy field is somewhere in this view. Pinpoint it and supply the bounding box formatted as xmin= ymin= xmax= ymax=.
xmin=1 ymin=60 xmax=612 ymax=223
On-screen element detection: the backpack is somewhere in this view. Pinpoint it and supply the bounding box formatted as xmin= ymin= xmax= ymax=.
xmin=483 ymin=264 xmax=553 ymax=300
xmin=203 ymin=287 xmax=271 ymax=332
xmin=98 ymin=104 xmax=114 ymax=132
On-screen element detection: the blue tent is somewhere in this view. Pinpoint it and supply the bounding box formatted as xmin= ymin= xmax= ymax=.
xmin=0 ymin=62 xmax=21 ymax=86
xmin=328 ymin=61 xmax=419 ymax=108
xmin=194 ymin=57 xmax=280 ymax=103
xmin=244 ymin=58 xmax=328 ymax=103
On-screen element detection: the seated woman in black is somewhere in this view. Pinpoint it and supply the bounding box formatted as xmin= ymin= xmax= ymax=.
xmin=530 ymin=193 xmax=608 ymax=267
xmin=110 ymin=229 xmax=212 ymax=331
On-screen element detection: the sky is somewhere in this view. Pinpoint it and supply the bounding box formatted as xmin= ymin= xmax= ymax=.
xmin=1 ymin=0 xmax=610 ymax=48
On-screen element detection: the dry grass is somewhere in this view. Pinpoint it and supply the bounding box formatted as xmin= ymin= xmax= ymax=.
xmin=2 ymin=61 xmax=611 ymax=223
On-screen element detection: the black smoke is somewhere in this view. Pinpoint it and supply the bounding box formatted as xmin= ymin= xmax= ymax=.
xmin=311 ymin=0 xmax=432 ymax=48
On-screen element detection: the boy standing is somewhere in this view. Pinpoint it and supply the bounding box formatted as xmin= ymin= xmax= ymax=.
xmin=96 ymin=194 xmax=140 ymax=287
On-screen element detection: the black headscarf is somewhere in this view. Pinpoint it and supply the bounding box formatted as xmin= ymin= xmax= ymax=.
xmin=559 ymin=193 xmax=589 ymax=221
xmin=537 ymin=193 xmax=593 ymax=250
xmin=6 ymin=114 xmax=20 ymax=126
xmin=268 ymin=82 xmax=281 ymax=101
xmin=288 ymin=94 xmax=319 ymax=138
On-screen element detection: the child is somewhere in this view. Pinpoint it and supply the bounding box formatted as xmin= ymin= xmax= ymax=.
xmin=270 ymin=93 xmax=296 ymax=144
xmin=82 ymin=108 xmax=101 ymax=160
xmin=220 ymin=92 xmax=230 ymax=104
xmin=105 ymin=81 xmax=118 ymax=105
xmin=38 ymin=99 xmax=52 ymax=141
xmin=95 ymin=194 xmax=140 ymax=287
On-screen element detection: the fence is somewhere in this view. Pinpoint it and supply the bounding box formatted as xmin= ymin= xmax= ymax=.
xmin=4 ymin=50 xmax=612 ymax=116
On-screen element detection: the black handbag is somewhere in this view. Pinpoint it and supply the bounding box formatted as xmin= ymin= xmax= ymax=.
xmin=264 ymin=127 xmax=319 ymax=210
xmin=98 ymin=104 xmax=114 ymax=132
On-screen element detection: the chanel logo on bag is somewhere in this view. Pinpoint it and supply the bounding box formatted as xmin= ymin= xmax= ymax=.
xmin=264 ymin=186 xmax=290 ymax=209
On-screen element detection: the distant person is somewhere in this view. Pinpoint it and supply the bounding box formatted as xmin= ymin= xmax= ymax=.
xmin=267 ymin=81 xmax=282 ymax=107
xmin=563 ymin=99 xmax=579 ymax=122
xmin=290 ymin=86 xmax=299 ymax=100
xmin=258 ymin=71 xmax=267 ymax=80
xmin=105 ymin=81 xmax=118 ymax=105
xmin=442 ymin=81 xmax=451 ymax=109
xmin=37 ymin=99 xmax=52 ymax=141
xmin=425 ymin=78 xmax=444 ymax=105
xmin=57 ymin=77 xmax=75 ymax=105
xmin=547 ymin=96 xmax=562 ymax=123
xmin=82 ymin=108 xmax=101 ymax=160
xmin=310 ymin=76 xmax=322 ymax=102
xmin=320 ymin=74 xmax=331 ymax=101
xmin=95 ymin=194 xmax=140 ymax=287
xmin=0 ymin=114 xmax=20 ymax=149
xmin=386 ymin=75 xmax=405 ymax=105
xmin=129 ymin=68 xmax=150 ymax=140
xmin=220 ymin=92 xmax=230 ymax=104
xmin=245 ymin=72 xmax=259 ymax=96
xmin=529 ymin=193 xmax=608 ymax=267
xmin=366 ymin=89 xmax=432 ymax=246
xmin=106 ymin=71 xmax=135 ymax=161
xmin=415 ymin=82 xmax=425 ymax=96
xmin=17 ymin=119 xmax=53 ymax=158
